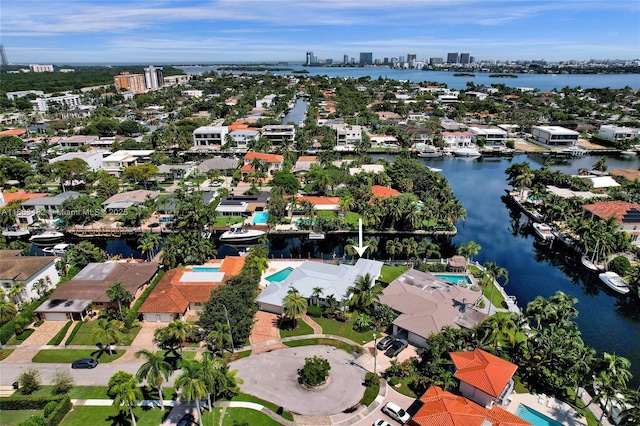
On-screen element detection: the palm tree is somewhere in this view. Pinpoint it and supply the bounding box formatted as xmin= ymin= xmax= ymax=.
xmin=282 ymin=286 xmax=308 ymax=326
xmin=134 ymin=349 xmax=173 ymax=411
xmin=0 ymin=301 xmax=16 ymax=325
xmin=164 ymin=320 xmax=192 ymax=357
xmin=206 ymin=323 xmax=233 ymax=356
xmin=138 ymin=231 xmax=163 ymax=262
xmin=175 ymin=359 xmax=207 ymax=426
xmin=92 ymin=319 xmax=121 ymax=355
xmin=347 ymin=273 xmax=381 ymax=313
xmin=311 ymin=286 xmax=324 ymax=306
xmin=386 ymin=238 xmax=402 ymax=261
xmin=106 ymin=281 xmax=133 ymax=320
xmin=9 ymin=282 xmax=25 ymax=305
xmin=601 ymin=352 xmax=633 ymax=388
xmin=363 ymin=237 xmax=378 ymax=259
xmin=112 ymin=376 xmax=143 ymax=426
xmin=458 ymin=241 xmax=481 ymax=262
xmin=199 ymin=353 xmax=227 ymax=412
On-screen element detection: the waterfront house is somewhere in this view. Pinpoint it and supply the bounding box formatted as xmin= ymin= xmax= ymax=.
xmin=441 ymin=131 xmax=474 ymax=151
xmin=582 ymin=200 xmax=640 ymax=248
xmin=215 ymin=192 xmax=269 ymax=219
xmin=42 ymin=262 xmax=159 ymax=319
xmin=17 ymin=191 xmax=80 ymax=224
xmin=330 ymin=123 xmax=362 ymax=151
xmin=256 ymin=259 xmax=383 ymax=315
xmin=376 ymin=269 xmax=485 ymax=348
xmin=287 ymin=196 xmax=341 ymax=218
xmin=101 ymin=190 xmax=158 ymax=214
xmin=0 ymin=250 xmax=60 ymax=304
xmin=530 ymin=125 xmax=579 ymax=148
xmin=240 ymin=152 xmax=284 ymax=179
xmin=260 ymin=125 xmax=295 ymax=145
xmin=450 ymin=348 xmax=518 ymax=408
xmin=598 ymin=124 xmax=639 ymax=142
xmin=192 ymin=125 xmax=229 ymax=150
xmin=467 ymin=125 xmax=508 ymax=147
xmin=370 ymin=185 xmax=401 ymax=199
xmin=230 ymin=129 xmax=259 ymax=151
xmin=49 ymin=152 xmax=105 ymax=172
xmin=407 ymin=385 xmax=530 ymax=426
xmin=139 ymin=257 xmax=245 ymax=322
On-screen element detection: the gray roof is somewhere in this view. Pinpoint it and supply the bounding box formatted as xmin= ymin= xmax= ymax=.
xmin=35 ymin=299 xmax=92 ymax=314
xmin=198 ymin=157 xmax=239 ymax=173
xmin=101 ymin=190 xmax=158 ymax=207
xmin=377 ymin=269 xmax=486 ymax=340
xmin=256 ymin=259 xmax=383 ymax=309
xmin=21 ymin=191 xmax=80 ymax=208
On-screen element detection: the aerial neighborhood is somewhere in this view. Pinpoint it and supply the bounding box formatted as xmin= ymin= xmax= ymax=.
xmin=0 ymin=60 xmax=639 ymax=426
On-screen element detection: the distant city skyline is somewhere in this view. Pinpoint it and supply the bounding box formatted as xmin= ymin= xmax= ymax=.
xmin=2 ymin=0 xmax=639 ymax=64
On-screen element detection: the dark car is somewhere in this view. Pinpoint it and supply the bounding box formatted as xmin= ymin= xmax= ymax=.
xmin=71 ymin=358 xmax=98 ymax=369
xmin=177 ymin=413 xmax=195 ymax=426
xmin=384 ymin=339 xmax=408 ymax=358
xmin=376 ymin=335 xmax=395 ymax=351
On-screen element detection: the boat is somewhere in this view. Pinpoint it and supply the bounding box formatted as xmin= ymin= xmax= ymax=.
xmin=2 ymin=226 xmax=30 ymax=238
xmin=598 ymin=271 xmax=631 ymax=295
xmin=560 ymin=146 xmax=586 ymax=157
xmin=309 ymin=232 xmax=325 ymax=240
xmin=29 ymin=230 xmax=65 ymax=244
xmin=417 ymin=148 xmax=443 ymax=158
xmin=581 ymin=239 xmax=606 ymax=272
xmin=453 ymin=146 xmax=482 ymax=157
xmin=532 ymin=222 xmax=555 ymax=241
xmin=219 ymin=226 xmax=266 ymax=243
xmin=42 ymin=243 xmax=75 ymax=256
xmin=620 ymin=150 xmax=637 ymax=157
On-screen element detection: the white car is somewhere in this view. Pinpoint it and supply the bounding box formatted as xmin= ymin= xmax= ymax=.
xmin=382 ymin=402 xmax=410 ymax=424
xmin=373 ymin=419 xmax=393 ymax=426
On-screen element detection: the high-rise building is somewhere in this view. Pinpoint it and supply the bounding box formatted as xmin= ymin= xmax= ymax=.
xmin=460 ymin=53 xmax=471 ymax=64
xmin=144 ymin=65 xmax=164 ymax=90
xmin=0 ymin=44 xmax=8 ymax=66
xmin=430 ymin=57 xmax=444 ymax=65
xmin=383 ymin=58 xmax=389 ymax=65
xmin=114 ymin=72 xmax=147 ymax=94
xmin=359 ymin=52 xmax=373 ymax=66
xmin=407 ymin=53 xmax=417 ymax=62
xmin=29 ymin=64 xmax=54 ymax=72
xmin=343 ymin=54 xmax=349 ymax=65
xmin=447 ymin=52 xmax=460 ymax=64
xmin=306 ymin=51 xmax=314 ymax=66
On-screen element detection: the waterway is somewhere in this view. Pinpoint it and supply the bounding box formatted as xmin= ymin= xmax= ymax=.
xmin=280 ymin=97 xmax=308 ymax=126
xmin=178 ymin=64 xmax=640 ymax=91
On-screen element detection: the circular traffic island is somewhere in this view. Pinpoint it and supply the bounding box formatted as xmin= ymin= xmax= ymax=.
xmin=232 ymin=345 xmax=367 ymax=416
xmin=298 ymin=355 xmax=331 ymax=390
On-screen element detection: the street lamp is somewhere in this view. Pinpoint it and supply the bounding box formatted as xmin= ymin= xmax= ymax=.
xmin=222 ymin=304 xmax=235 ymax=353
xmin=373 ymin=332 xmax=377 ymax=375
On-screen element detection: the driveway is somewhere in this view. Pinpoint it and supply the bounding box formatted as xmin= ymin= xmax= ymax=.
xmin=350 ymin=387 xmax=416 ymax=426
xmin=113 ymin=321 xmax=165 ymax=363
xmin=2 ymin=321 xmax=68 ymax=362
xmin=232 ymin=345 xmax=367 ymax=416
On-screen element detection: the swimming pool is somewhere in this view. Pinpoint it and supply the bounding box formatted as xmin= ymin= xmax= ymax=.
xmin=253 ymin=211 xmax=269 ymax=224
xmin=515 ymin=404 xmax=563 ymax=426
xmin=433 ymin=273 xmax=473 ymax=286
xmin=192 ymin=266 xmax=221 ymax=272
xmin=160 ymin=216 xmax=174 ymax=223
xmin=265 ymin=267 xmax=294 ymax=282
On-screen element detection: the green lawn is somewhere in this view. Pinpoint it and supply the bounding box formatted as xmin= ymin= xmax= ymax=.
xmin=6 ymin=328 xmax=35 ymax=345
xmin=344 ymin=212 xmax=361 ymax=228
xmin=313 ymin=316 xmax=374 ymax=344
xmin=32 ymin=385 xmax=109 ymax=399
xmin=32 ymin=349 xmax=126 ymax=363
xmin=215 ymin=407 xmax=283 ymax=425
xmin=0 ymin=349 xmax=14 ymax=361
xmin=379 ymin=265 xmax=410 ymax=284
xmin=482 ymin=280 xmax=506 ymax=309
xmin=279 ymin=319 xmax=314 ymax=338
xmin=391 ymin=377 xmax=417 ymax=398
xmin=68 ymin=321 xmax=141 ymax=346
xmin=232 ymin=393 xmax=294 ymax=421
xmin=213 ymin=217 xmax=244 ymax=226
xmin=60 ymin=405 xmax=169 ymax=426
xmin=0 ymin=410 xmax=44 ymax=425
xmin=283 ymin=338 xmax=358 ymax=354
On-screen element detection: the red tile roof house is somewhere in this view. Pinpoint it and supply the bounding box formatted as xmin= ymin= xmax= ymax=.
xmin=407 ymin=385 xmax=531 ymax=426
xmin=450 ymin=348 xmax=519 ymax=408
xmin=139 ymin=256 xmax=245 ymax=322
xmin=240 ymin=152 xmax=284 ymax=180
xmin=287 ymin=196 xmax=341 ymax=219
xmin=582 ymin=200 xmax=640 ymax=247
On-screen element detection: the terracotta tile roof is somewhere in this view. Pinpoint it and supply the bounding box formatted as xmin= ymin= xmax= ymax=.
xmin=408 ymin=386 xmax=531 ymax=426
xmin=228 ymin=119 xmax=259 ymax=131
xmin=139 ymin=257 xmax=245 ymax=314
xmin=243 ymin=152 xmax=283 ymax=164
xmin=583 ymin=200 xmax=640 ymax=224
xmin=293 ymin=196 xmax=340 ymax=206
xmin=450 ymin=349 xmax=518 ymax=398
xmin=371 ymin=185 xmax=401 ymax=198
xmin=2 ymin=191 xmax=47 ymax=203
xmin=0 ymin=129 xmax=27 ymax=136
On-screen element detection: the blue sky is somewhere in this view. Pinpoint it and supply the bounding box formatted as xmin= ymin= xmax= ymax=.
xmin=2 ymin=0 xmax=639 ymax=64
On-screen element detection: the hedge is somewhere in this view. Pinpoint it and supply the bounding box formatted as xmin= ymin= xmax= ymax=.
xmin=0 ymin=297 xmax=49 ymax=345
xmin=124 ymin=269 xmax=165 ymax=328
xmin=47 ymin=321 xmax=72 ymax=346
xmin=47 ymin=395 xmax=72 ymax=426
xmin=0 ymin=395 xmax=71 ymax=426
xmin=64 ymin=321 xmax=83 ymax=346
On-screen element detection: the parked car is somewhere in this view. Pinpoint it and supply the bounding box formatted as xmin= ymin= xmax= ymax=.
xmin=177 ymin=413 xmax=195 ymax=426
xmin=382 ymin=401 xmax=410 ymax=424
xmin=376 ymin=335 xmax=395 ymax=351
xmin=209 ymin=179 xmax=222 ymax=187
xmin=71 ymin=358 xmax=98 ymax=369
xmin=373 ymin=419 xmax=393 ymax=426
xmin=384 ymin=339 xmax=409 ymax=358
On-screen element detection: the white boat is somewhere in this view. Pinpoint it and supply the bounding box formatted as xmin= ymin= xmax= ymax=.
xmin=42 ymin=243 xmax=75 ymax=256
xmin=417 ymin=148 xmax=443 ymax=158
xmin=581 ymin=239 xmax=606 ymax=272
xmin=560 ymin=146 xmax=585 ymax=157
xmin=532 ymin=223 xmax=555 ymax=241
xmin=309 ymin=232 xmax=325 ymax=240
xmin=453 ymin=146 xmax=482 ymax=157
xmin=598 ymin=272 xmax=631 ymax=295
xmin=219 ymin=226 xmax=266 ymax=243
xmin=620 ymin=150 xmax=637 ymax=157
xmin=29 ymin=230 xmax=65 ymax=244
xmin=2 ymin=226 xmax=30 ymax=238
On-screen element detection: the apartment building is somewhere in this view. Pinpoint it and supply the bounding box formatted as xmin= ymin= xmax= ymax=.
xmin=192 ymin=125 xmax=230 ymax=150
xmin=114 ymin=72 xmax=147 ymax=94
xmin=31 ymin=94 xmax=81 ymax=112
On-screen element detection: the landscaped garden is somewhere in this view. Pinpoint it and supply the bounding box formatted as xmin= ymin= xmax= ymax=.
xmin=31 ymin=349 xmax=126 ymax=363
xmin=66 ymin=320 xmax=140 ymax=346
xmin=59 ymin=405 xmax=168 ymax=426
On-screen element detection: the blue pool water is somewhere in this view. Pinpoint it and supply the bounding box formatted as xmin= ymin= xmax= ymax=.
xmin=433 ymin=273 xmax=473 ymax=285
xmin=265 ymin=267 xmax=294 ymax=282
xmin=514 ymin=404 xmax=563 ymax=426
xmin=253 ymin=212 xmax=269 ymax=224
xmin=192 ymin=266 xmax=221 ymax=272
xmin=160 ymin=216 xmax=174 ymax=223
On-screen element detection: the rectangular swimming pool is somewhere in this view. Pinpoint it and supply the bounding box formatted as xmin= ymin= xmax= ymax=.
xmin=253 ymin=211 xmax=269 ymax=224
xmin=265 ymin=267 xmax=294 ymax=283
xmin=192 ymin=266 xmax=221 ymax=272
xmin=433 ymin=273 xmax=473 ymax=286
xmin=515 ymin=404 xmax=564 ymax=426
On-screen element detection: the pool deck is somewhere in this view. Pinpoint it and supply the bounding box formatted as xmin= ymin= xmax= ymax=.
xmin=259 ymin=260 xmax=306 ymax=289
xmin=505 ymin=393 xmax=588 ymax=425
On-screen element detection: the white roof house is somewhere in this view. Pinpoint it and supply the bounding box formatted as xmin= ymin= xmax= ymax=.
xmin=256 ymin=259 xmax=383 ymax=314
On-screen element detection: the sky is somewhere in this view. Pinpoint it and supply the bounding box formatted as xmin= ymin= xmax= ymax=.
xmin=2 ymin=0 xmax=639 ymax=64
